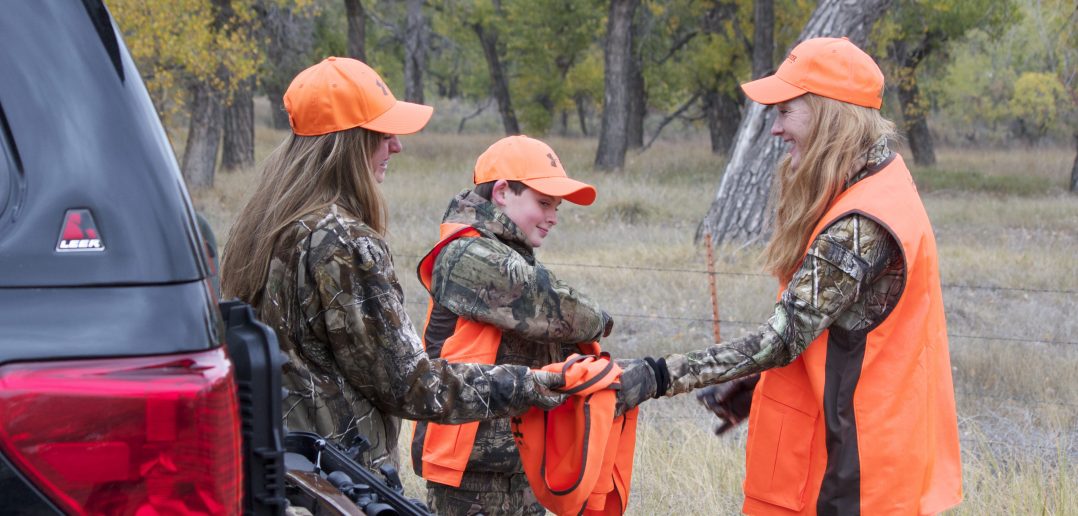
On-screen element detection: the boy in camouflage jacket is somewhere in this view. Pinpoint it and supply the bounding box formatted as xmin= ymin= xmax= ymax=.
xmin=412 ymin=136 xmax=660 ymax=515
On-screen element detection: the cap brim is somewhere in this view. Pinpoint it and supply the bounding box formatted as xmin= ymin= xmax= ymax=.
xmin=740 ymin=75 xmax=807 ymax=105
xmin=360 ymin=100 xmax=433 ymax=135
xmin=521 ymin=177 xmax=597 ymax=206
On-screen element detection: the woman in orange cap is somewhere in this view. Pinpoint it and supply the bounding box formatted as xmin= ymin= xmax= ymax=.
xmin=649 ymin=38 xmax=963 ymax=514
xmin=219 ymin=57 xmax=568 ymax=476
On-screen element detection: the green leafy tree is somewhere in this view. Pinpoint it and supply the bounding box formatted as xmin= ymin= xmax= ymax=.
xmin=874 ymin=0 xmax=1016 ymax=166
xmin=430 ymin=0 xmax=521 ymax=134
xmin=927 ymin=0 xmax=1074 ymax=161
xmin=928 ymin=29 xmax=1016 ymax=143
xmin=428 ymin=2 xmax=492 ymax=101
xmin=504 ymin=0 xmax=605 ymax=134
xmin=1009 ymin=72 xmax=1067 ymax=141
xmin=637 ymin=0 xmax=810 ymax=154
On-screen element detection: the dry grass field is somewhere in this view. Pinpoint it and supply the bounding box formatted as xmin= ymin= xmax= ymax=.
xmin=190 ymin=104 xmax=1077 ymax=514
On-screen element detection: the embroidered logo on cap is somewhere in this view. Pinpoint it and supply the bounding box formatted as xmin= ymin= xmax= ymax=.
xmin=56 ymin=209 xmax=104 ymax=252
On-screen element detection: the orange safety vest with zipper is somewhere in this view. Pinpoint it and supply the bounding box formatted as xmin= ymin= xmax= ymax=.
xmin=741 ymin=154 xmax=962 ymax=516
xmin=412 ymin=223 xmax=498 ymax=487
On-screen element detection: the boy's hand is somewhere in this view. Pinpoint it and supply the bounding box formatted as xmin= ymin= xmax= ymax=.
xmin=696 ymin=373 xmax=759 ymax=435
xmin=526 ymin=370 xmax=568 ymax=410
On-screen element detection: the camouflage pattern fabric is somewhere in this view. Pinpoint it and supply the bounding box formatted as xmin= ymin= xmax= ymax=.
xmin=254 ymin=205 xmax=565 ymax=472
xmin=416 ymin=189 xmax=607 ymax=496
xmin=666 ymin=139 xmax=905 ymax=395
xmin=426 ymin=476 xmax=546 ymax=516
xmin=431 ymin=190 xmax=607 ymax=351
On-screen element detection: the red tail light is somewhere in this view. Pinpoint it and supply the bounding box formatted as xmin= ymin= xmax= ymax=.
xmin=0 ymin=348 xmax=242 ymax=515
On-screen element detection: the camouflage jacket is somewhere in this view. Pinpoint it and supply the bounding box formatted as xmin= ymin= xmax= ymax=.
xmin=254 ymin=204 xmax=561 ymax=472
xmin=665 ymin=139 xmax=906 ymax=395
xmin=414 ymin=189 xmax=606 ymax=477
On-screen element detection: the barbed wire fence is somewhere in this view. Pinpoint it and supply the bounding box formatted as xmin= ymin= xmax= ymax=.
xmin=396 ymin=252 xmax=1078 ymax=347
xmin=395 ymin=253 xmax=1078 ymax=456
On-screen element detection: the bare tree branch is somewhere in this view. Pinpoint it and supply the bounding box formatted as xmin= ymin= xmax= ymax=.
xmin=640 ymin=92 xmax=702 ymax=152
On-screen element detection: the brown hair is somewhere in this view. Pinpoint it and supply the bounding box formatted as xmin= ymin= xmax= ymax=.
xmin=762 ymin=93 xmax=897 ymax=281
xmin=220 ymin=127 xmax=386 ymax=305
xmin=473 ymin=180 xmax=527 ymax=200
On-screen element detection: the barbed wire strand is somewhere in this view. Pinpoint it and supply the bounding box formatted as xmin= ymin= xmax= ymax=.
xmin=607 ymin=311 xmax=1078 ymax=347
xmin=403 ymin=297 xmax=1076 ymax=346
xmin=395 ymin=254 xmax=1077 ymax=295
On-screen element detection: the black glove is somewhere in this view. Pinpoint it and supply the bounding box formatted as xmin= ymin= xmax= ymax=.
xmin=612 ymin=357 xmax=670 ymax=415
xmin=696 ymin=373 xmax=760 ymax=436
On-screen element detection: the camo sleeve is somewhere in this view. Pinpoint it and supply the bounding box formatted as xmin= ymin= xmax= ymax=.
xmin=309 ymin=233 xmax=556 ymax=423
xmin=429 ymin=236 xmax=606 ymax=343
xmin=664 ymin=214 xmax=903 ymax=396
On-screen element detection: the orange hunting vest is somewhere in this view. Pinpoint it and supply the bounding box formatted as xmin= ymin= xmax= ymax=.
xmin=512 ymin=354 xmax=639 ymax=516
xmin=742 ymin=155 xmax=962 ymax=516
xmin=412 ymin=223 xmax=498 ymax=487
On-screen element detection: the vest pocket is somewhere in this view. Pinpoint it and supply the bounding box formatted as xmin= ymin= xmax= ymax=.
xmin=743 ymin=373 xmax=819 ymax=512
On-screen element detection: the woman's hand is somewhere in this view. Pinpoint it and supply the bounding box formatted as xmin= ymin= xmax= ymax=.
xmin=527 ymin=370 xmax=568 ymax=409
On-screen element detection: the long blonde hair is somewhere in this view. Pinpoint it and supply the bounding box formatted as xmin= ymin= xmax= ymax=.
xmin=762 ymin=94 xmax=897 ymax=281
xmin=220 ymin=127 xmax=386 ymax=305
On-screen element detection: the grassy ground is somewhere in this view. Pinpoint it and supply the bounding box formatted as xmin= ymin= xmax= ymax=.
xmin=190 ymin=110 xmax=1077 ymax=514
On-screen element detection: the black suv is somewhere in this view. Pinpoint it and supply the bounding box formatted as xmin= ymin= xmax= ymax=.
xmin=0 ymin=2 xmax=285 ymax=514
xmin=1 ymin=3 xmax=433 ymax=515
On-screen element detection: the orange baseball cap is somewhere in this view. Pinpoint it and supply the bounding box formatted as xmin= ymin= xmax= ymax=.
xmin=474 ymin=135 xmax=596 ymax=206
xmin=741 ymin=37 xmax=884 ymax=109
xmin=283 ymin=57 xmax=433 ymax=136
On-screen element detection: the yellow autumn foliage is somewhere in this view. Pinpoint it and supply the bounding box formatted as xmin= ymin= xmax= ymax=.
xmin=109 ymin=0 xmax=264 ymax=126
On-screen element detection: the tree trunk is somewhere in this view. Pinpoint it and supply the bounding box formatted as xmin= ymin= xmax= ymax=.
xmin=182 ymin=83 xmax=223 ymax=188
xmin=897 ymin=75 xmax=936 ymax=166
xmin=403 ymin=0 xmax=425 ymax=103
xmin=626 ymin=50 xmax=645 ymax=149
xmin=1071 ymin=132 xmax=1078 ymax=193
xmin=575 ymin=94 xmax=589 ymax=136
xmin=473 ymin=21 xmax=519 ymax=135
xmin=705 ymin=87 xmax=741 ymax=155
xmin=258 ymin=1 xmax=315 ymax=130
xmin=221 ymin=78 xmax=254 ymax=171
xmin=626 ymin=9 xmax=647 ymax=149
xmin=891 ymin=38 xmax=937 ymax=166
xmin=595 ymin=0 xmax=639 ymax=171
xmin=752 ymin=0 xmax=774 ymax=79
xmin=345 ymin=0 xmax=366 ymax=61
xmin=266 ymin=87 xmax=291 ymax=130
xmin=697 ymin=0 xmax=894 ymax=244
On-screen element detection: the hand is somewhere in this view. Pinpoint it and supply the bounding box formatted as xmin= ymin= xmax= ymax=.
xmin=613 ymin=358 xmax=654 ymax=415
xmin=600 ymin=311 xmax=615 ymax=338
xmin=696 ymin=373 xmax=760 ymax=436
xmin=527 ymin=370 xmax=567 ymax=410
xmin=613 ymin=357 xmax=670 ymax=415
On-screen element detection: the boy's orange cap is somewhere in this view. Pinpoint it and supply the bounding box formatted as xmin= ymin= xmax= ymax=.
xmin=474 ymin=135 xmax=596 ymax=206
xmin=741 ymin=37 xmax=884 ymax=109
xmin=284 ymin=57 xmax=433 ymax=136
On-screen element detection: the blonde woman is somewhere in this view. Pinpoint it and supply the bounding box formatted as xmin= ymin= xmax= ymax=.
xmin=645 ymin=38 xmax=962 ymax=514
xmin=220 ymin=57 xmax=566 ymax=473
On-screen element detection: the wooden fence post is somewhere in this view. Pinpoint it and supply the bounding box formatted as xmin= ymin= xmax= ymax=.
xmin=706 ymin=232 xmax=720 ymax=343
